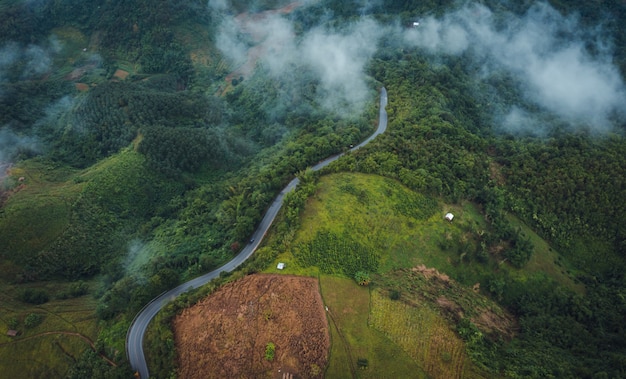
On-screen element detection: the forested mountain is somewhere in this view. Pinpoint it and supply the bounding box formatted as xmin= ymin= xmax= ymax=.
xmin=0 ymin=0 xmax=625 ymax=377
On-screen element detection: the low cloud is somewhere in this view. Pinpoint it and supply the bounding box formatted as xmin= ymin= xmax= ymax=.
xmin=0 ymin=35 xmax=64 ymax=84
xmin=402 ymin=2 xmax=626 ymax=133
xmin=210 ymin=2 xmax=383 ymax=116
xmin=0 ymin=127 xmax=40 ymax=163
xmin=300 ymin=18 xmax=383 ymax=113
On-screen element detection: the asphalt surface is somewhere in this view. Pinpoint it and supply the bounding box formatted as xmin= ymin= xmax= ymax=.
xmin=126 ymin=87 xmax=388 ymax=378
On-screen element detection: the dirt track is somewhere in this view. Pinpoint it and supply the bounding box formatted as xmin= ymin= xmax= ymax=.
xmin=173 ymin=274 xmax=329 ymax=379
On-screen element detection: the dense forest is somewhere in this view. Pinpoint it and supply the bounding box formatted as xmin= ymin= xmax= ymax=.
xmin=1 ymin=0 xmax=626 ymax=377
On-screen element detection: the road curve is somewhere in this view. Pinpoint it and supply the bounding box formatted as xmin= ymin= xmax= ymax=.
xmin=126 ymin=87 xmax=388 ymax=378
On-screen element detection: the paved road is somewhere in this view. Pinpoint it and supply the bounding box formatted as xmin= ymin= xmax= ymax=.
xmin=126 ymin=87 xmax=388 ymax=378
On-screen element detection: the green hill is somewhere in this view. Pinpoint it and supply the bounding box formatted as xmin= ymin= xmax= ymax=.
xmin=1 ymin=0 xmax=626 ymax=377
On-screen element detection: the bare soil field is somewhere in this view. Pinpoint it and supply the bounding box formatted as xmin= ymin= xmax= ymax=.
xmin=173 ymin=274 xmax=329 ymax=379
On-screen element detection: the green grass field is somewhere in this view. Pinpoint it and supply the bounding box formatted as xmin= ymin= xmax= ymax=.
xmin=320 ymin=276 xmax=427 ymax=379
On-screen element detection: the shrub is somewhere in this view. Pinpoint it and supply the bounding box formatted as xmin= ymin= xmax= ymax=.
xmin=357 ymin=358 xmax=369 ymax=369
xmin=19 ymin=288 xmax=49 ymax=305
xmin=355 ymin=271 xmax=371 ymax=286
xmin=24 ymin=313 xmax=43 ymax=328
xmin=8 ymin=318 xmax=19 ymax=329
xmin=264 ymin=342 xmax=275 ymax=361
xmin=69 ymin=281 xmax=89 ymax=297
xmin=389 ymin=289 xmax=401 ymax=300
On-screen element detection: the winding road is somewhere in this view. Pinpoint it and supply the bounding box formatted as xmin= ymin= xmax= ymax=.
xmin=126 ymin=87 xmax=388 ymax=378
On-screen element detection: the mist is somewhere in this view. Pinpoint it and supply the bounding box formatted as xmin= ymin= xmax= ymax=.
xmin=210 ymin=1 xmax=382 ymax=116
xmin=402 ymin=2 xmax=626 ymax=134
xmin=0 ymin=36 xmax=62 ymax=83
xmin=0 ymin=127 xmax=40 ymax=163
xmin=123 ymin=239 xmax=155 ymax=281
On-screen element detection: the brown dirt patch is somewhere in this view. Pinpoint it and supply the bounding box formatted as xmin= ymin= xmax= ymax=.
xmin=489 ymin=161 xmax=506 ymax=185
xmin=113 ymin=69 xmax=129 ymax=80
xmin=173 ymin=274 xmax=329 ymax=379
xmin=75 ymin=83 xmax=89 ymax=92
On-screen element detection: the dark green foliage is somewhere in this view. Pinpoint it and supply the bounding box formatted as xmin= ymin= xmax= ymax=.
xmin=357 ymin=358 xmax=369 ymax=369
xmin=496 ymin=135 xmax=626 ymax=267
xmin=19 ymin=288 xmax=49 ymax=305
xmin=0 ymin=3 xmax=46 ymax=44
xmin=48 ymin=82 xmax=222 ymax=167
xmin=24 ymin=313 xmax=43 ymax=328
xmin=354 ymin=271 xmax=371 ymax=286
xmin=138 ymin=126 xmax=222 ymax=177
xmin=67 ymin=348 xmax=134 ymax=379
xmin=8 ymin=318 xmax=19 ymax=330
xmin=295 ymin=230 xmax=379 ymax=277
xmin=58 ymin=281 xmax=89 ymax=300
xmin=0 ymin=80 xmax=70 ymax=130
xmin=389 ymin=289 xmax=401 ymax=300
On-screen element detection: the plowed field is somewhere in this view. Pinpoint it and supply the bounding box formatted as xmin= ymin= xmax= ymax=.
xmin=173 ymin=274 xmax=329 ymax=379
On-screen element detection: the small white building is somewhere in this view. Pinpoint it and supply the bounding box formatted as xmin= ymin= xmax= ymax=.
xmin=445 ymin=213 xmax=454 ymax=221
xmin=277 ymin=262 xmax=285 ymax=270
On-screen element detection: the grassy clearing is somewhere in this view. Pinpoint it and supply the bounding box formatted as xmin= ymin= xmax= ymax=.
xmin=291 ymin=173 xmax=492 ymax=284
xmin=506 ymin=215 xmax=583 ymax=293
xmin=290 ymin=172 xmax=575 ymax=291
xmin=319 ymin=276 xmax=426 ymax=379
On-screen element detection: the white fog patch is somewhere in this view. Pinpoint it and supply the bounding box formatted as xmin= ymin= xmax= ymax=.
xmin=0 ymin=127 xmax=40 ymax=162
xmin=501 ymin=107 xmax=545 ymax=136
xmin=207 ymin=0 xmax=229 ymax=11
xmin=209 ymin=2 xmax=384 ymax=116
xmin=300 ymin=18 xmax=383 ymax=113
xmin=249 ymin=14 xmax=297 ymax=76
xmin=400 ymin=2 xmax=626 ymax=133
xmin=123 ymin=239 xmax=155 ymax=279
xmin=0 ymin=36 xmax=64 ymax=82
xmin=404 ymin=20 xmax=469 ymax=54
xmin=215 ymin=16 xmax=249 ymax=67
xmin=36 ymin=95 xmax=78 ymax=132
xmin=22 ymin=45 xmax=53 ymax=77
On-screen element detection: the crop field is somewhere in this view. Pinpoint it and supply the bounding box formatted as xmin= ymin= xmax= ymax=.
xmin=369 ymin=289 xmax=477 ymax=379
xmin=0 ymin=280 xmax=102 ymax=378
